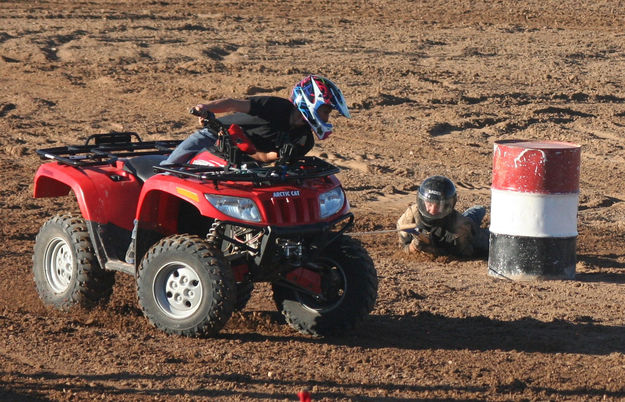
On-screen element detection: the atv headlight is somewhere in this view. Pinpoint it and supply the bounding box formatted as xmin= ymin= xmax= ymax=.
xmin=318 ymin=187 xmax=345 ymax=218
xmin=205 ymin=194 xmax=261 ymax=222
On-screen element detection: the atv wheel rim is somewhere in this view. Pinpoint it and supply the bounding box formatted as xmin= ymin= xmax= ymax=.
xmin=44 ymin=237 xmax=74 ymax=293
xmin=153 ymin=262 xmax=203 ymax=319
xmin=299 ymin=260 xmax=346 ymax=313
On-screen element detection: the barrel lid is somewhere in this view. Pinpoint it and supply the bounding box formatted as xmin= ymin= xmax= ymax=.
xmin=495 ymin=140 xmax=580 ymax=150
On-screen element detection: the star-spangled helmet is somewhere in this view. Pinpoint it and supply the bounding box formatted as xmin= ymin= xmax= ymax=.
xmin=290 ymin=75 xmax=351 ymax=140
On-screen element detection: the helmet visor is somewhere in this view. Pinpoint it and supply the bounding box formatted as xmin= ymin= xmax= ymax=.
xmin=417 ymin=193 xmax=454 ymax=219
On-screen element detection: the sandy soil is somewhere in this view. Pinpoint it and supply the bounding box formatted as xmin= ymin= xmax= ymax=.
xmin=3 ymin=1 xmax=625 ymax=400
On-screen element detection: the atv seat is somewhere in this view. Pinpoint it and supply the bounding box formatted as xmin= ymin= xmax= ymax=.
xmin=123 ymin=154 xmax=168 ymax=183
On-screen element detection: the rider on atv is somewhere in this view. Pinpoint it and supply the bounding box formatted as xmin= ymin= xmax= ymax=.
xmin=33 ymin=75 xmax=377 ymax=338
xmin=126 ymin=75 xmax=351 ymax=264
xmin=162 ymin=74 xmax=352 ymax=165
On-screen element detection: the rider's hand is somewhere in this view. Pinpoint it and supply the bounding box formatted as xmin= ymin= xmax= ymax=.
xmin=277 ymin=143 xmax=294 ymax=164
xmin=192 ymin=104 xmax=216 ymax=124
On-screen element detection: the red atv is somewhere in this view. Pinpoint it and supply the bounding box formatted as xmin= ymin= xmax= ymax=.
xmin=32 ymin=116 xmax=378 ymax=338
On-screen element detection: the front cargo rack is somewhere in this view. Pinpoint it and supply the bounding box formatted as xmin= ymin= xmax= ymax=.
xmin=156 ymin=155 xmax=340 ymax=184
xmin=36 ymin=132 xmax=181 ymax=167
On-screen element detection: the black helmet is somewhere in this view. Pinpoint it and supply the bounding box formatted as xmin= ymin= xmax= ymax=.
xmin=417 ymin=175 xmax=457 ymax=221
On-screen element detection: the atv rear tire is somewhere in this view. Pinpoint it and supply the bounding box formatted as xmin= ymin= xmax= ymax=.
xmin=32 ymin=214 xmax=115 ymax=309
xmin=272 ymin=235 xmax=378 ymax=337
xmin=136 ymin=234 xmax=235 ymax=337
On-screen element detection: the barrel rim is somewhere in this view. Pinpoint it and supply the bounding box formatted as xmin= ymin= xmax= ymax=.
xmin=494 ymin=139 xmax=581 ymax=150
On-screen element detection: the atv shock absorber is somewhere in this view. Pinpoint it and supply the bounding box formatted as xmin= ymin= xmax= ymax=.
xmin=207 ymin=220 xmax=262 ymax=257
xmin=206 ymin=220 xmax=223 ymax=246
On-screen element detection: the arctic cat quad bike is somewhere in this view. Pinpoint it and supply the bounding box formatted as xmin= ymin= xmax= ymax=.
xmin=32 ymin=114 xmax=378 ymax=338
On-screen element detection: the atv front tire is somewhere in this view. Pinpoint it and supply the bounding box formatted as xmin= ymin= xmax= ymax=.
xmin=136 ymin=234 xmax=235 ymax=337
xmin=32 ymin=214 xmax=115 ymax=309
xmin=235 ymin=281 xmax=254 ymax=311
xmin=272 ymin=235 xmax=378 ymax=337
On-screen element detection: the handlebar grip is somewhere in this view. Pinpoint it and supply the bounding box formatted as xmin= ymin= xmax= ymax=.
xmin=190 ymin=107 xmax=216 ymax=122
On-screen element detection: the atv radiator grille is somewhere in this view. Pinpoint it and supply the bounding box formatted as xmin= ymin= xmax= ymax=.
xmin=264 ymin=197 xmax=319 ymax=224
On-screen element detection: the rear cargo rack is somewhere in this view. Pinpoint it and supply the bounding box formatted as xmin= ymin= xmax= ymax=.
xmin=36 ymin=132 xmax=181 ymax=167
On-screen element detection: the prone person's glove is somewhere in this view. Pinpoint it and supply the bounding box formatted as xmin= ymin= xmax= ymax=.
xmin=409 ymin=235 xmax=438 ymax=255
xmin=430 ymin=226 xmax=458 ymax=246
xmin=442 ymin=231 xmax=458 ymax=245
xmin=227 ymin=124 xmax=256 ymax=154
xmin=400 ymin=225 xmax=424 ymax=238
xmin=398 ymin=224 xmax=433 ymax=245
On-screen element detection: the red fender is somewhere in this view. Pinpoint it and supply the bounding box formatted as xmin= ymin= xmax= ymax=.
xmin=136 ymin=174 xmax=264 ymax=231
xmin=33 ymin=162 xmax=141 ymax=230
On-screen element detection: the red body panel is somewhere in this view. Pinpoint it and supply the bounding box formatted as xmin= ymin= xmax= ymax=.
xmin=189 ymin=150 xmax=227 ymax=167
xmin=34 ymin=152 xmax=349 ymax=235
xmin=286 ymin=267 xmax=322 ymax=294
xmin=33 ymin=161 xmax=141 ymax=230
xmin=137 ymin=171 xmax=348 ymax=230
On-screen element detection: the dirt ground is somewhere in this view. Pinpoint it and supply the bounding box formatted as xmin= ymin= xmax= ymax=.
xmin=3 ymin=0 xmax=625 ymax=400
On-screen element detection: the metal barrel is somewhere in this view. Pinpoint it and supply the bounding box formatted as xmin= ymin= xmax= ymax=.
xmin=488 ymin=140 xmax=581 ymax=280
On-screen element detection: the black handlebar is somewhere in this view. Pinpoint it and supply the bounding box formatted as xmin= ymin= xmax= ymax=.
xmin=189 ymin=107 xmax=204 ymax=118
xmin=189 ymin=107 xmax=224 ymax=131
xmin=189 ymin=107 xmax=241 ymax=169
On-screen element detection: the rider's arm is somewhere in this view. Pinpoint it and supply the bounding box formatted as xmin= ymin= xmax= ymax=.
xmin=195 ymin=98 xmax=251 ymax=115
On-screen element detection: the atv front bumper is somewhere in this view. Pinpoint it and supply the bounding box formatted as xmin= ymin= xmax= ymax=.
xmin=220 ymin=213 xmax=354 ymax=277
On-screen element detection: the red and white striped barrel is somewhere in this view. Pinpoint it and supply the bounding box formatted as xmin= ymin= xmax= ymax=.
xmin=488 ymin=140 xmax=581 ymax=280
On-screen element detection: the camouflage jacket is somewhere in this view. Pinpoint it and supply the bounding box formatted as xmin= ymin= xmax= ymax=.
xmin=396 ymin=204 xmax=475 ymax=257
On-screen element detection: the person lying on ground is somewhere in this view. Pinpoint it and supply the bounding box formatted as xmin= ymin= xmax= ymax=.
xmin=397 ymin=175 xmax=489 ymax=257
